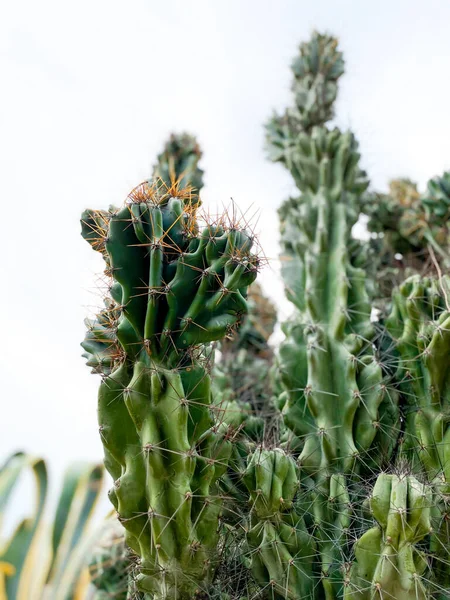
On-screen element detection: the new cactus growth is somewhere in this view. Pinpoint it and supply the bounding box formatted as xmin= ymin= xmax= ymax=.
xmin=81 ymin=179 xmax=259 ymax=599
xmin=345 ymin=472 xmax=431 ymax=600
xmin=243 ymin=448 xmax=315 ymax=599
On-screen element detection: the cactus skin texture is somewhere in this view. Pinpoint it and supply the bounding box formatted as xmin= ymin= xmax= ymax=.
xmin=243 ymin=448 xmax=315 ymax=599
xmin=266 ymin=31 xmax=345 ymax=163
xmin=276 ymin=126 xmax=390 ymax=476
xmin=345 ymin=473 xmax=431 ymax=600
xmin=81 ymin=180 xmax=259 ymax=599
xmin=386 ymin=275 xmax=450 ymax=488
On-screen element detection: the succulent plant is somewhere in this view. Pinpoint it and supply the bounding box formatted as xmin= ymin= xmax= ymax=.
xmin=345 ymin=472 xmax=431 ymax=600
xmin=81 ymin=179 xmax=259 ymax=599
xmin=152 ymin=132 xmax=204 ymax=196
xmin=243 ymin=448 xmax=315 ymax=599
xmin=0 ymin=452 xmax=104 ymax=600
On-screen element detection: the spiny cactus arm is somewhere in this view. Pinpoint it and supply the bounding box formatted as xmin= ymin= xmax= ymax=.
xmin=276 ymin=126 xmax=387 ymax=475
xmin=386 ymin=275 xmax=450 ymax=486
xmin=242 ymin=448 xmax=315 ymax=599
xmin=345 ymin=473 xmax=431 ymax=600
xmin=82 ymin=180 xmax=260 ymax=599
xmin=152 ymin=132 xmax=204 ymax=194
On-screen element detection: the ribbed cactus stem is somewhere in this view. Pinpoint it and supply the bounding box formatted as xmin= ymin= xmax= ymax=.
xmin=82 ymin=181 xmax=259 ymax=599
xmin=243 ymin=448 xmax=315 ymax=599
xmin=345 ymin=473 xmax=431 ymax=600
xmin=387 ymin=275 xmax=450 ymax=488
xmin=277 ymin=127 xmax=385 ymax=475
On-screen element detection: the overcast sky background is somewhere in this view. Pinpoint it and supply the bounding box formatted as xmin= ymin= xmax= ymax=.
xmin=2 ymin=0 xmax=450 ymax=509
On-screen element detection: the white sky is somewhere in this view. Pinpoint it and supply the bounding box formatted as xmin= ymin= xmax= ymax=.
xmin=2 ymin=0 xmax=450 ymax=500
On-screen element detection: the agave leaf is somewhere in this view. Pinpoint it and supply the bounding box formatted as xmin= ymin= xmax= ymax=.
xmin=0 ymin=452 xmax=48 ymax=599
xmin=45 ymin=463 xmax=104 ymax=598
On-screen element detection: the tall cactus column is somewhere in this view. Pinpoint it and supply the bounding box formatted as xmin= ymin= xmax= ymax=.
xmin=81 ymin=181 xmax=259 ymax=599
xmin=266 ymin=32 xmax=399 ymax=599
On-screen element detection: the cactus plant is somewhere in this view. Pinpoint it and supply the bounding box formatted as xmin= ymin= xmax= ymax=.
xmin=266 ymin=31 xmax=403 ymax=600
xmin=74 ymin=32 xmax=450 ymax=600
xmin=345 ymin=472 xmax=431 ymax=600
xmin=81 ymin=178 xmax=259 ymax=599
xmin=152 ymin=132 xmax=204 ymax=196
xmin=242 ymin=448 xmax=315 ymax=599
xmin=362 ymin=174 xmax=450 ymax=304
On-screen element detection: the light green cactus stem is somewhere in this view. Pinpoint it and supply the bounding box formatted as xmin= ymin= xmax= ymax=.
xmin=345 ymin=472 xmax=431 ymax=600
xmin=81 ymin=181 xmax=259 ymax=599
xmin=243 ymin=448 xmax=315 ymax=600
xmin=265 ymin=31 xmax=344 ymax=164
xmin=386 ymin=275 xmax=450 ymax=591
xmin=386 ymin=275 xmax=450 ymax=488
xmin=266 ymin=31 xmax=403 ymax=600
xmin=276 ymin=127 xmax=391 ymax=476
xmin=152 ymin=132 xmax=204 ymax=195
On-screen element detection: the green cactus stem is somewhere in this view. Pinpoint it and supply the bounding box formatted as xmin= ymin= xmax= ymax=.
xmin=243 ymin=448 xmax=315 ymax=599
xmin=81 ymin=180 xmax=259 ymax=599
xmin=345 ymin=472 xmax=431 ymax=600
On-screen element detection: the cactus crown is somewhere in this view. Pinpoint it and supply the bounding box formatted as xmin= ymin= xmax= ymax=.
xmin=81 ymin=180 xmax=260 ymax=370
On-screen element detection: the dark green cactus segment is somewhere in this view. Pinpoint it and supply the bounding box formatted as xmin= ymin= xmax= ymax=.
xmin=82 ymin=179 xmax=260 ymax=598
xmin=152 ymin=132 xmax=204 ymax=195
xmin=243 ymin=448 xmax=315 ymax=600
xmin=386 ymin=275 xmax=450 ymax=490
xmin=81 ymin=182 xmax=259 ymax=369
xmin=345 ymin=473 xmax=431 ymax=600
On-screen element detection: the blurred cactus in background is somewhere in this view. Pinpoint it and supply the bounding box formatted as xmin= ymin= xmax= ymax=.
xmin=213 ymin=282 xmax=278 ymax=442
xmin=362 ymin=174 xmax=450 ymax=303
xmin=152 ymin=133 xmax=204 ymax=197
